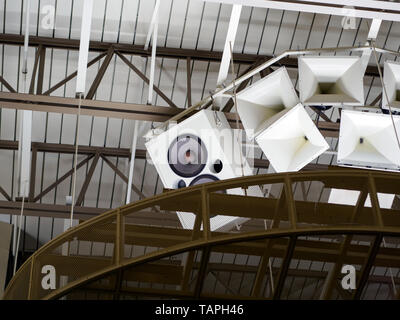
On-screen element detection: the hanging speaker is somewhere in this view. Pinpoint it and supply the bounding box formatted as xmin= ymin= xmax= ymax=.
xmin=236 ymin=67 xmax=328 ymax=172
xmin=337 ymin=110 xmax=400 ymax=171
xmin=382 ymin=60 xmax=400 ymax=112
xmin=298 ymin=56 xmax=364 ymax=106
xmin=145 ymin=109 xmax=260 ymax=232
xmin=255 ymin=103 xmax=329 ymax=172
xmin=236 ymin=66 xmax=299 ymax=140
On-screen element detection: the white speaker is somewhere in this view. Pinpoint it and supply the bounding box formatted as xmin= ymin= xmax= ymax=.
xmin=235 ymin=67 xmax=328 ymax=172
xmin=236 ymin=66 xmax=299 ymax=140
xmin=298 ymin=56 xmax=364 ymax=106
xmin=145 ymin=109 xmax=260 ymax=232
xmin=337 ymin=110 xmax=400 ymax=171
xmin=382 ymin=60 xmax=400 ymax=112
xmin=255 ymin=103 xmax=329 ymax=172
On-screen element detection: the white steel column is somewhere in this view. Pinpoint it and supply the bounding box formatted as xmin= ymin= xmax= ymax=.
xmin=68 ymin=0 xmax=93 ymax=232
xmin=360 ymin=19 xmax=382 ymax=72
xmin=147 ymin=10 xmax=159 ymax=105
xmin=22 ymin=0 xmax=31 ymax=75
xmin=126 ymin=120 xmax=140 ymax=204
xmin=14 ymin=0 xmax=32 ymax=273
xmin=17 ymin=0 xmax=32 ymax=199
xmin=76 ymin=0 xmax=94 ymax=95
xmin=214 ymin=4 xmax=242 ymax=109
xmin=144 ymin=0 xmax=161 ymax=51
xmin=17 ymin=111 xmax=32 ymax=198
xmin=216 ymin=4 xmax=242 ymax=87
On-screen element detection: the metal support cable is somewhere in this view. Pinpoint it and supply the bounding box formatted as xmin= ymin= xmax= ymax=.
xmin=229 ymin=41 xmax=246 ymax=184
xmin=13 ymin=180 xmax=27 ymax=275
xmin=69 ymin=95 xmax=82 ymax=228
xmin=13 ymin=70 xmax=29 ymax=275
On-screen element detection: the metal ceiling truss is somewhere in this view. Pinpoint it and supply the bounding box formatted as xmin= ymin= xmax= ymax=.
xmin=0 ymin=34 xmax=385 ymax=114
xmin=3 ymin=169 xmax=400 ymax=300
xmin=0 ymin=92 xmax=340 ymax=137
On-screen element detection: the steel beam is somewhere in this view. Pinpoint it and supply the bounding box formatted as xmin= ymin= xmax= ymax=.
xmin=0 ymin=186 xmax=11 ymax=201
xmin=100 ymin=155 xmax=150 ymax=201
xmin=251 ymin=188 xmax=287 ymax=297
xmin=353 ymin=234 xmax=383 ymax=299
xmin=75 ymin=153 xmax=100 ymax=206
xmin=0 ymin=33 xmax=382 ymax=77
xmin=32 ymin=155 xmax=93 ymax=203
xmin=36 ymin=46 xmax=46 ymax=95
xmin=29 ymin=45 xmax=42 ymax=94
xmin=181 ymin=213 xmax=203 ymax=291
xmin=85 ymin=47 xmax=114 ymax=100
xmin=116 ymin=52 xmax=178 ymax=108
xmin=0 ymin=92 xmax=339 ymax=137
xmin=320 ymin=187 xmax=368 ymax=300
xmin=43 ymin=52 xmax=108 ymax=96
xmin=371 ymin=93 xmax=382 ymax=106
xmin=0 ymin=76 xmax=16 ymax=93
xmin=309 ymin=106 xmax=332 ymax=122
xmin=273 ymin=236 xmax=297 ymax=299
xmin=194 ymin=246 xmax=211 ymax=298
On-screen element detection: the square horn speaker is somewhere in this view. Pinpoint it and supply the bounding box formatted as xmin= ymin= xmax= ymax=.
xmin=382 ymin=60 xmax=400 ymax=112
xmin=255 ymin=103 xmax=329 ymax=172
xmin=298 ymin=56 xmax=364 ymax=106
xmin=337 ymin=110 xmax=400 ymax=171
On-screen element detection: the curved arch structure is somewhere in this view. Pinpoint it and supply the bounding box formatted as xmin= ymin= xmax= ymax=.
xmin=3 ymin=169 xmax=400 ymax=300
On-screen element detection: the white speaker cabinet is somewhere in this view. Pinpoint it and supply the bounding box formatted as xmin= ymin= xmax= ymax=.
xmin=256 ymin=103 xmax=329 ymax=172
xmin=382 ymin=60 xmax=400 ymax=112
xmin=236 ymin=66 xmax=299 ymax=140
xmin=145 ymin=109 xmax=261 ymax=231
xmin=298 ymin=56 xmax=364 ymax=106
xmin=337 ymin=110 xmax=400 ymax=171
xmin=236 ymin=67 xmax=328 ymax=172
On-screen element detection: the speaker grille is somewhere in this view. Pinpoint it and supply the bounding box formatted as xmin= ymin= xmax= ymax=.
xmin=168 ymin=134 xmax=207 ymax=178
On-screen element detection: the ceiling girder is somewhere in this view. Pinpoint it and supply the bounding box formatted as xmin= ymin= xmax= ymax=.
xmin=0 ymin=92 xmax=340 ymax=138
xmin=0 ymin=33 xmax=381 ymax=77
